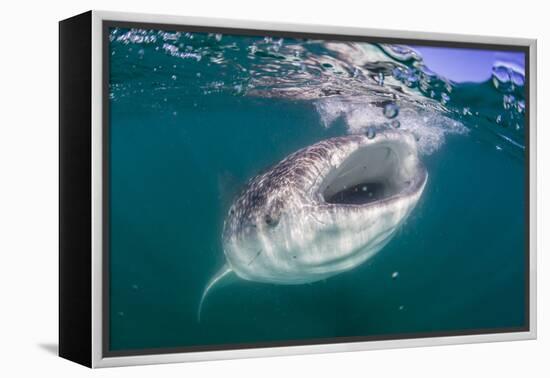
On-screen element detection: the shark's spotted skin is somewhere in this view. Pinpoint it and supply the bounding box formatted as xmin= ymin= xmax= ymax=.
xmin=199 ymin=130 xmax=427 ymax=320
xmin=223 ymin=136 xmax=354 ymax=240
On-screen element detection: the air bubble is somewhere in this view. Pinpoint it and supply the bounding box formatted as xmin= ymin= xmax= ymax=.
xmin=492 ymin=65 xmax=510 ymax=83
xmin=366 ymin=127 xmax=376 ymax=139
xmin=377 ymin=72 xmax=385 ymax=86
xmin=171 ymin=75 xmax=177 ymax=80
xmin=392 ymin=271 xmax=399 ymax=279
xmin=392 ymin=66 xmax=406 ymax=80
xmin=503 ymin=94 xmax=515 ymax=110
xmin=517 ymin=100 xmax=525 ymax=113
xmin=382 ymin=44 xmax=421 ymax=62
xmin=405 ymin=71 xmax=420 ymax=87
xmin=511 ymin=70 xmax=525 ymax=86
xmin=491 ymin=63 xmax=524 ymax=93
xmin=234 ymin=84 xmax=244 ymax=95
xmin=383 ymin=102 xmax=399 ymax=119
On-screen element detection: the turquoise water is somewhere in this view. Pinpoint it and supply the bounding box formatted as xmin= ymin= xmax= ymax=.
xmin=108 ymin=28 xmax=526 ymax=352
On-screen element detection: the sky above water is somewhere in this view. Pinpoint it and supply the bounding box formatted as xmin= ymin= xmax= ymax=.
xmin=412 ymin=46 xmax=525 ymax=83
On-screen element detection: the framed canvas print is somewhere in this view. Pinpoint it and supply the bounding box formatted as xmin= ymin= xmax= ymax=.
xmin=59 ymin=10 xmax=537 ymax=368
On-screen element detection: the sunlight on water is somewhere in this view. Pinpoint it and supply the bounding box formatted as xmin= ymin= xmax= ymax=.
xmin=109 ymin=28 xmax=525 ymax=158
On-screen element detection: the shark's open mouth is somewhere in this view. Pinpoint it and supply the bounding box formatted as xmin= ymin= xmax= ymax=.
xmin=320 ymin=138 xmax=423 ymax=206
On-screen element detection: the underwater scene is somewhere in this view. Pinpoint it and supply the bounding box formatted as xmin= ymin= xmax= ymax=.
xmin=107 ymin=26 xmax=527 ymax=352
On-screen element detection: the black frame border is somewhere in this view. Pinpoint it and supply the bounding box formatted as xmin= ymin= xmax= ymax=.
xmin=58 ymin=11 xmax=93 ymax=367
xmin=101 ymin=19 xmax=531 ymax=358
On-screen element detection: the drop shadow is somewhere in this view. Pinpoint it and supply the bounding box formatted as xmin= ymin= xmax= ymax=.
xmin=37 ymin=343 xmax=58 ymax=356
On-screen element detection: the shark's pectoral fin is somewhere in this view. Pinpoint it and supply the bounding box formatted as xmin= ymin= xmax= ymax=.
xmin=198 ymin=263 xmax=235 ymax=322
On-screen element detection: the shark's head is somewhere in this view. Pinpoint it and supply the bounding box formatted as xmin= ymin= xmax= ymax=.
xmin=222 ymin=130 xmax=427 ymax=284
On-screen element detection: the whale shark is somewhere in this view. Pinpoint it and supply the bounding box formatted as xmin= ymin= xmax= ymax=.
xmin=198 ymin=129 xmax=428 ymax=320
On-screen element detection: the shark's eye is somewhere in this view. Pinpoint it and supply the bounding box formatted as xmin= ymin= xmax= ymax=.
xmin=264 ymin=213 xmax=279 ymax=227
